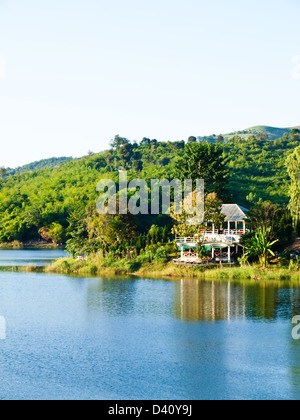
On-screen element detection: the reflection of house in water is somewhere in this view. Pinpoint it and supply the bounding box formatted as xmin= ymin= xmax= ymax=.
xmin=174 ymin=279 xmax=293 ymax=323
xmin=175 ymin=204 xmax=249 ymax=264
xmin=174 ymin=279 xmax=246 ymax=322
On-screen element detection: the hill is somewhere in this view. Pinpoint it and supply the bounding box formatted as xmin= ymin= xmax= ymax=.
xmin=0 ymin=131 xmax=298 ymax=243
xmin=223 ymin=125 xmax=293 ymax=141
xmin=200 ymin=125 xmax=298 ymax=142
xmin=6 ymin=156 xmax=74 ymax=175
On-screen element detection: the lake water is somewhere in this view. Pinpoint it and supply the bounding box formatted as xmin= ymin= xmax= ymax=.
xmin=0 ymin=250 xmax=299 ymax=400
xmin=0 ymin=249 xmax=68 ymax=266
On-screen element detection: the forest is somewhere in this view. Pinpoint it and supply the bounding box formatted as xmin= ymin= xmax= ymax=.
xmin=0 ymin=129 xmax=299 ymax=264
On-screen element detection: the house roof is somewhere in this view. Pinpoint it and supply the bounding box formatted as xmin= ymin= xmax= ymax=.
xmin=221 ymin=204 xmax=248 ymax=222
xmin=186 ymin=203 xmax=249 ymax=225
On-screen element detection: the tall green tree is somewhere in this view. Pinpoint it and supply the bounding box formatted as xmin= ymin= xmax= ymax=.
xmin=118 ymin=143 xmax=134 ymax=166
xmin=0 ymin=167 xmax=7 ymax=178
xmin=204 ymin=193 xmax=225 ymax=228
xmin=85 ymin=203 xmax=138 ymax=251
xmin=286 ymin=146 xmax=300 ymax=232
xmin=246 ymin=200 xmax=293 ymax=250
xmin=176 ymin=142 xmax=230 ymax=199
xmin=187 ymin=136 xmax=197 ymax=144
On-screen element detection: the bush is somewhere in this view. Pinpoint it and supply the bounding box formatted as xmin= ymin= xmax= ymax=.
xmin=153 ymin=247 xmax=168 ymax=263
xmin=136 ymin=252 xmax=151 ymax=263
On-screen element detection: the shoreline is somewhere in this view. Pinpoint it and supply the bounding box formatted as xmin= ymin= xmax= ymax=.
xmin=29 ymin=256 xmax=300 ymax=282
xmin=0 ymin=252 xmax=299 ymax=282
xmin=0 ymin=241 xmax=65 ymax=250
xmin=0 ymin=261 xmax=300 ymax=283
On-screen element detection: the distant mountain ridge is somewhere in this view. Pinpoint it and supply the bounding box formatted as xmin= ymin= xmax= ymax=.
xmin=200 ymin=125 xmax=299 ymax=142
xmin=3 ymin=124 xmax=299 ymax=173
xmin=223 ymin=125 xmax=295 ymax=140
xmin=224 ymin=125 xmax=300 ymax=141
xmin=6 ymin=156 xmax=74 ymax=175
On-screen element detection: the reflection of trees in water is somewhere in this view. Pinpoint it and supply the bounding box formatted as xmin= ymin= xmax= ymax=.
xmin=288 ymin=289 xmax=300 ymax=399
xmin=86 ymin=277 xmax=174 ymax=318
xmin=85 ymin=276 xmax=300 ymax=323
xmin=174 ymin=279 xmax=300 ymax=323
xmin=86 ymin=277 xmax=137 ymax=316
xmin=289 ymin=326 xmax=300 ymax=399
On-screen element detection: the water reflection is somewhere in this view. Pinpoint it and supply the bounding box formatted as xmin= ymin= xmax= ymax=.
xmin=81 ymin=276 xmax=300 ymax=399
xmin=86 ymin=277 xmax=137 ymax=316
xmin=1 ymin=269 xmax=300 ymax=400
xmin=84 ymin=276 xmax=300 ymax=323
xmin=86 ymin=277 xmax=174 ymax=318
xmin=290 ymin=333 xmax=300 ymax=400
xmin=174 ymin=279 xmax=300 ymax=322
xmin=0 ymin=250 xmax=69 ymax=266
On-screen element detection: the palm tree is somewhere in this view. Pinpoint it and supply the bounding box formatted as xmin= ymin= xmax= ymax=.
xmin=246 ymin=227 xmax=279 ymax=268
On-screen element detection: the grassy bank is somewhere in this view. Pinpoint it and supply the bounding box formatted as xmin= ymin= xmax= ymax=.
xmin=44 ymin=254 xmax=300 ymax=282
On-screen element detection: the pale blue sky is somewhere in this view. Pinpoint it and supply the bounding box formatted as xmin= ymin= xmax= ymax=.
xmin=0 ymin=0 xmax=300 ymax=167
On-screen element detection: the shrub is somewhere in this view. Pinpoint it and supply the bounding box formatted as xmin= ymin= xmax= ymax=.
xmin=153 ymin=247 xmax=168 ymax=263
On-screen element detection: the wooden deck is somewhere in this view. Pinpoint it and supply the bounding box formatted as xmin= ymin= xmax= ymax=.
xmin=173 ymin=259 xmax=235 ymax=267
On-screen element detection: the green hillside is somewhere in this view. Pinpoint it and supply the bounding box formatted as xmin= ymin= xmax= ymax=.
xmin=223 ymin=125 xmax=292 ymax=141
xmin=6 ymin=156 xmax=74 ymax=175
xmin=200 ymin=125 xmax=298 ymax=142
xmin=0 ymin=131 xmax=298 ymax=244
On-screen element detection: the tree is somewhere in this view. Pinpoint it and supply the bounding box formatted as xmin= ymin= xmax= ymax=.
xmin=160 ymin=157 xmax=170 ymax=167
xmin=245 ymin=227 xmax=278 ymax=268
xmin=49 ymin=222 xmax=65 ymax=244
xmin=103 ymin=150 xmax=114 ymax=167
xmin=291 ymin=129 xmax=300 ymax=135
xmin=65 ymin=209 xmax=89 ymax=257
xmin=85 ymin=203 xmax=137 ymax=251
xmin=110 ymin=135 xmax=129 ymax=152
xmin=170 ymin=191 xmax=205 ymax=238
xmin=148 ymin=225 xmax=160 ymax=244
xmin=118 ymin=143 xmax=134 ymax=166
xmin=175 ymin=142 xmax=230 ymax=199
xmin=39 ymin=223 xmax=64 ymax=244
xmin=0 ymin=167 xmax=6 ymax=178
xmin=23 ymin=207 xmax=42 ymax=238
xmin=132 ymin=151 xmax=143 ymax=172
xmin=247 ymin=201 xmax=293 ymax=250
xmin=140 ymin=137 xmax=151 ymax=146
xmin=286 ymin=146 xmax=300 ymax=232
xmin=151 ymin=139 xmax=158 ymax=152
xmin=204 ymin=193 xmax=225 ymax=228
xmin=188 ymin=136 xmax=197 ymax=144
xmin=132 ymin=159 xmax=143 ymax=172
xmin=248 ymin=201 xmax=280 ymax=240
xmin=246 ymin=192 xmax=257 ymax=204
xmin=162 ymin=226 xmax=169 ymax=243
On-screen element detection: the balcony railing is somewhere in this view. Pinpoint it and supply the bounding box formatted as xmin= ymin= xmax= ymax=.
xmin=176 ymin=230 xmax=249 ymax=245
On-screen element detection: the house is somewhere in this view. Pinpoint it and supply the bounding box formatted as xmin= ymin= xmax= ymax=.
xmin=175 ymin=204 xmax=249 ymax=264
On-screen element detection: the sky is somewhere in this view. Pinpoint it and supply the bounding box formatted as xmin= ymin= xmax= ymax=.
xmin=0 ymin=0 xmax=300 ymax=167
